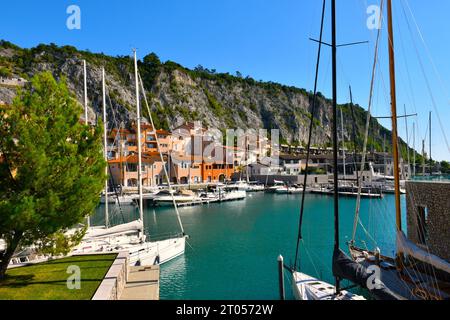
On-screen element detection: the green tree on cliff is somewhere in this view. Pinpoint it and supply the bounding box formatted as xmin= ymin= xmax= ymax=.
xmin=0 ymin=72 xmax=106 ymax=279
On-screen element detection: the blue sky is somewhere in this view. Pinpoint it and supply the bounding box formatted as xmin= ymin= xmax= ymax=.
xmin=1 ymin=0 xmax=449 ymax=160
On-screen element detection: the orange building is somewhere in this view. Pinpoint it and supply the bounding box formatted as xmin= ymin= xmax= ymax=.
xmin=201 ymin=144 xmax=236 ymax=183
xmin=201 ymin=159 xmax=235 ymax=183
xmin=108 ymin=122 xmax=172 ymax=159
xmin=169 ymin=153 xmax=203 ymax=184
xmin=108 ymin=152 xmax=167 ymax=187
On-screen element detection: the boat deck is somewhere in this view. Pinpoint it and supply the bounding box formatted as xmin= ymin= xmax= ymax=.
xmin=350 ymin=247 xmax=450 ymax=300
xmin=292 ymin=272 xmax=365 ymax=300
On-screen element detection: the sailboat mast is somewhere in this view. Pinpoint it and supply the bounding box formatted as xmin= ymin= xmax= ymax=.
xmin=429 ymin=111 xmax=432 ymax=174
xmin=387 ymin=0 xmax=402 ymax=233
xmin=83 ymin=60 xmax=88 ymax=126
xmin=134 ymin=49 xmax=144 ymax=227
xmin=413 ymin=122 xmax=416 ymax=176
xmin=340 ymin=107 xmax=346 ymax=180
xmin=102 ymin=67 xmax=109 ymax=228
xmin=383 ymin=134 xmax=386 ymax=178
xmin=422 ymin=139 xmax=426 ymax=176
xmin=331 ymin=0 xmax=340 ymax=293
xmin=404 ymin=105 xmax=410 ymax=179
xmin=83 ymin=60 xmax=90 ymax=228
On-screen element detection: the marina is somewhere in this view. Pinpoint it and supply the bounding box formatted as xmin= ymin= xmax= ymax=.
xmin=90 ymin=190 xmax=409 ymax=299
xmin=0 ymin=0 xmax=449 ymax=305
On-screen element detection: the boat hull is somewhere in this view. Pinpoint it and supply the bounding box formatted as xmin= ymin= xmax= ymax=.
xmin=291 ymin=271 xmax=365 ymax=300
xmin=73 ymin=235 xmax=186 ymax=266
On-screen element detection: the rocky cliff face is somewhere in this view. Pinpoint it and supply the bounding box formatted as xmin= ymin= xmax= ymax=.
xmin=0 ymin=40 xmax=404 ymax=153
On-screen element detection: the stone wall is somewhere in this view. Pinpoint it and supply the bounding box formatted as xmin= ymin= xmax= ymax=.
xmin=406 ymin=181 xmax=450 ymax=261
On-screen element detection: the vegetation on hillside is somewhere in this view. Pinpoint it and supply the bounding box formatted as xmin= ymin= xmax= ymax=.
xmin=0 ymin=40 xmax=424 ymax=161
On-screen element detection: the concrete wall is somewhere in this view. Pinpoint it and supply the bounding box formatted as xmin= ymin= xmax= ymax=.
xmin=406 ymin=181 xmax=450 ymax=261
xmin=92 ymin=251 xmax=129 ymax=300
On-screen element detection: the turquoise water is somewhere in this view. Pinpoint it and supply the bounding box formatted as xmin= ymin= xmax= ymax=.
xmin=94 ymin=192 xmax=407 ymax=300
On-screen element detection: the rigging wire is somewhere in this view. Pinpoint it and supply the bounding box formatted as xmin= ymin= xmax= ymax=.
xmin=400 ymin=0 xmax=450 ymax=154
xmin=351 ymin=0 xmax=384 ymax=243
xmin=293 ymin=0 xmax=326 ymax=271
xmin=138 ymin=72 xmax=185 ymax=236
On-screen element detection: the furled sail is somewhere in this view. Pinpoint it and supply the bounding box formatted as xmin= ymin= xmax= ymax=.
xmin=397 ymin=231 xmax=450 ymax=275
xmin=332 ymin=248 xmax=403 ymax=300
xmin=83 ymin=220 xmax=143 ymax=239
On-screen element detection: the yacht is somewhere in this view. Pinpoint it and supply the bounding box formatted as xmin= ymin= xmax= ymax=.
xmin=265 ymin=180 xmax=286 ymax=193
xmin=154 ymin=189 xmax=199 ymax=206
xmin=275 ymin=184 xmax=304 ymax=194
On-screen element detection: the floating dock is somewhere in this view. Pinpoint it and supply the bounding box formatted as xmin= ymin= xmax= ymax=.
xmin=311 ymin=189 xmax=383 ymax=198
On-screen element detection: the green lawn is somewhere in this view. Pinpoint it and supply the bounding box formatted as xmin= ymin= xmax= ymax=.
xmin=0 ymin=254 xmax=117 ymax=300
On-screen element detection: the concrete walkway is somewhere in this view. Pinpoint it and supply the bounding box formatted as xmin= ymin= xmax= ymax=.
xmin=119 ymin=265 xmax=160 ymax=300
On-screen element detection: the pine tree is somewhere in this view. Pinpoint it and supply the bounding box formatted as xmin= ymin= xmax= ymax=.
xmin=0 ymin=72 xmax=106 ymax=279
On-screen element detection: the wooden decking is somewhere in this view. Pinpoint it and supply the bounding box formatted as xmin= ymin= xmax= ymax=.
xmin=119 ymin=265 xmax=160 ymax=300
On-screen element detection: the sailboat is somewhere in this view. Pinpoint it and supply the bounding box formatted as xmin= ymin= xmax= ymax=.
xmin=287 ymin=0 xmax=366 ymax=300
xmin=348 ymin=0 xmax=450 ymax=300
xmin=72 ymin=51 xmax=187 ymax=266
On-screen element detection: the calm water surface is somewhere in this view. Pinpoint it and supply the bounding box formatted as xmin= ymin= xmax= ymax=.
xmin=94 ymin=192 xmax=407 ymax=300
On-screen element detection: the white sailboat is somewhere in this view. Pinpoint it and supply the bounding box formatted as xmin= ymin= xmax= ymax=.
xmin=274 ymin=184 xmax=303 ymax=194
xmin=154 ymin=190 xmax=199 ymax=206
xmin=265 ymin=180 xmax=286 ymax=193
xmin=246 ymin=181 xmax=265 ymax=192
xmin=73 ymin=52 xmax=187 ymax=266
xmin=291 ymin=272 xmax=365 ymax=300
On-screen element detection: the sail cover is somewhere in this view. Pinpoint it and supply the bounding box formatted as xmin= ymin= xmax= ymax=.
xmin=332 ymin=248 xmax=402 ymax=300
xmin=84 ymin=220 xmax=143 ymax=239
xmin=397 ymin=231 xmax=450 ymax=275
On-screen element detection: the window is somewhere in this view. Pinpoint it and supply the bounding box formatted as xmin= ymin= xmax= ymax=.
xmin=127 ymin=163 xmax=138 ymax=172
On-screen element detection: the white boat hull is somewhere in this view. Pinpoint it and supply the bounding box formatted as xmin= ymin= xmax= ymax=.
xmin=155 ymin=196 xmax=198 ymax=206
xmin=275 ymin=187 xmax=303 ymax=194
xmin=73 ymin=235 xmax=186 ymax=266
xmin=291 ymin=272 xmax=365 ymax=300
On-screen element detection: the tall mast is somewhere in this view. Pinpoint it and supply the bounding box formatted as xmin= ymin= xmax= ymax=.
xmin=102 ymin=67 xmax=109 ymax=228
xmin=387 ymin=0 xmax=402 ymax=232
xmin=413 ymin=122 xmax=416 ymax=177
xmin=134 ymin=49 xmax=144 ymax=229
xmin=331 ymin=0 xmax=340 ymax=293
xmin=429 ymin=111 xmax=432 ymax=174
xmin=83 ymin=60 xmax=90 ymax=228
xmin=340 ymin=107 xmax=346 ymax=180
xmin=383 ymin=134 xmax=386 ymax=179
xmin=83 ymin=60 xmax=88 ymax=125
xmin=422 ymin=139 xmax=426 ymax=176
xmin=404 ymin=105 xmax=410 ymax=179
